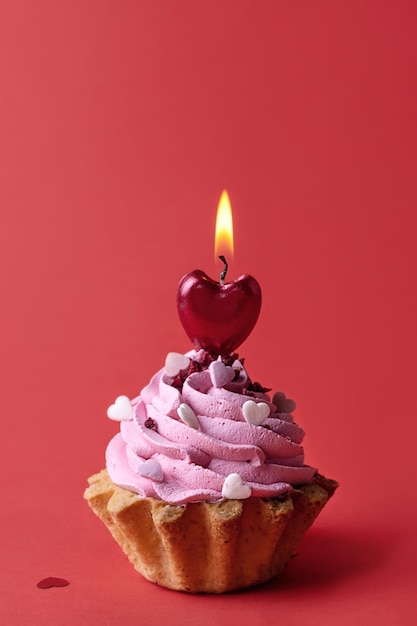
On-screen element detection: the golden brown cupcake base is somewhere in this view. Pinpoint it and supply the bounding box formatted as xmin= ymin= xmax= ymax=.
xmin=84 ymin=469 xmax=337 ymax=593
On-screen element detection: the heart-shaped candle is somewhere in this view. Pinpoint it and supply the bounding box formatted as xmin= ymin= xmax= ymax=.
xmin=177 ymin=269 xmax=261 ymax=355
xmin=177 ymin=191 xmax=262 ymax=356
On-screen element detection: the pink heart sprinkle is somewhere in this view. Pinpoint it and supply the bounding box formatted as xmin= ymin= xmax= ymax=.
xmin=222 ymin=473 xmax=252 ymax=499
xmin=165 ymin=352 xmax=191 ymax=378
xmin=107 ymin=395 xmax=133 ymax=421
xmin=273 ymin=391 xmax=296 ymax=414
xmin=209 ymin=360 xmax=235 ymax=388
xmin=177 ymin=403 xmax=200 ymax=430
xmin=242 ymin=400 xmax=270 ymax=426
xmin=137 ymin=459 xmax=164 ymax=482
xmin=37 ymin=577 xmax=69 ymax=589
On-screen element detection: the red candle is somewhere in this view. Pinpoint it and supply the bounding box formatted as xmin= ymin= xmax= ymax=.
xmin=177 ymin=191 xmax=261 ymax=356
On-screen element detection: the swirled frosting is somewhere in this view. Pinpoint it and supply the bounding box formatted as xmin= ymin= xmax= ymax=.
xmin=106 ymin=351 xmax=316 ymax=504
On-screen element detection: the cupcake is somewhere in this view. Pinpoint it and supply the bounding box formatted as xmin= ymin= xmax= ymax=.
xmin=84 ymin=349 xmax=337 ymax=593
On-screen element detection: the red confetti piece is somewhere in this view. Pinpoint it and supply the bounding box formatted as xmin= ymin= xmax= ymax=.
xmin=37 ymin=577 xmax=69 ymax=589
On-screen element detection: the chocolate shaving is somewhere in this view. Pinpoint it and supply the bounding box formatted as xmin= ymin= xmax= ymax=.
xmin=167 ymin=351 xmax=272 ymax=400
xmin=171 ymin=375 xmax=183 ymax=389
xmin=242 ymin=388 xmax=255 ymax=397
xmin=221 ymin=353 xmax=239 ymax=367
xmin=187 ymin=360 xmax=204 ymax=375
xmin=247 ymin=380 xmax=272 ymax=394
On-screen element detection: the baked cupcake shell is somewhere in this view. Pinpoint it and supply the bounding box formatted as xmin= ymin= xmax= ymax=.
xmin=84 ymin=469 xmax=337 ymax=593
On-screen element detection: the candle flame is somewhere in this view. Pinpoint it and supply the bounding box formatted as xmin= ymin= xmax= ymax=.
xmin=214 ymin=190 xmax=234 ymax=260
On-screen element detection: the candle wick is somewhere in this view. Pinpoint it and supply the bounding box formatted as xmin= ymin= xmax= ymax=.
xmin=219 ymin=255 xmax=228 ymax=285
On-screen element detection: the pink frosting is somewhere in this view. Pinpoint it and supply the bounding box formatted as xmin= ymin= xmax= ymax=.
xmin=106 ymin=354 xmax=316 ymax=504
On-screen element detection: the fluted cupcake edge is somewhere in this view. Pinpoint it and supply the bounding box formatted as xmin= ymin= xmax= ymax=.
xmin=84 ymin=469 xmax=337 ymax=593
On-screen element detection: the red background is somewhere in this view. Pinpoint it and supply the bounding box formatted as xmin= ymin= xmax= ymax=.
xmin=1 ymin=1 xmax=416 ymax=624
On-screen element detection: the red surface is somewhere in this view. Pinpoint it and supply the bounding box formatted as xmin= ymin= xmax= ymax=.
xmin=1 ymin=1 xmax=416 ymax=624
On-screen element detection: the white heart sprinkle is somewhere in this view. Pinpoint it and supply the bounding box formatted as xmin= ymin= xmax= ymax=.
xmin=177 ymin=403 xmax=200 ymax=430
xmin=137 ymin=459 xmax=164 ymax=482
xmin=242 ymin=400 xmax=270 ymax=426
xmin=209 ymin=360 xmax=235 ymax=388
xmin=165 ymin=352 xmax=191 ymax=378
xmin=222 ymin=473 xmax=252 ymax=499
xmin=107 ymin=395 xmax=133 ymax=421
